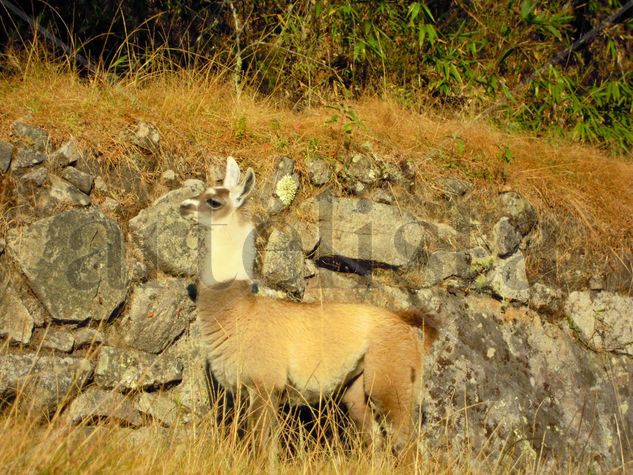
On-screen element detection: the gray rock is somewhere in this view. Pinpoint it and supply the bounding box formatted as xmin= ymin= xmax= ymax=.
xmin=500 ymin=191 xmax=537 ymax=236
xmin=119 ymin=279 xmax=196 ymax=354
xmin=11 ymin=147 xmax=46 ymax=171
xmin=530 ymin=283 xmax=563 ymax=316
xmin=128 ymin=260 xmax=148 ymax=283
xmin=303 ymin=268 xmax=438 ymax=313
xmin=161 ymin=169 xmax=178 ymax=187
xmin=0 ymin=141 xmax=13 ymax=172
xmin=262 ymin=227 xmax=305 ymax=295
xmin=50 ymin=140 xmax=82 ymax=167
xmin=73 ymin=328 xmax=105 ymax=349
xmin=0 ymin=284 xmax=34 ymax=344
xmin=346 ymin=154 xmax=379 ymax=184
xmin=380 ymin=162 xmax=404 ymax=184
xmin=422 ymin=251 xmax=472 ymax=286
xmin=47 ymin=175 xmax=91 ymax=206
xmin=128 ymin=121 xmax=160 ymax=152
xmin=303 ymin=259 xmax=318 ymax=278
xmin=565 ymin=291 xmax=633 ymax=355
xmin=42 ymin=330 xmax=75 ymax=353
xmin=288 ymin=220 xmax=319 ymax=254
xmin=93 ymin=176 xmax=108 ymax=193
xmin=0 ymin=354 xmax=92 ymax=415
xmin=439 ymin=178 xmax=472 ymax=197
xmin=493 ymin=217 xmax=521 ymax=257
xmin=129 ymin=180 xmax=205 ymax=276
xmin=20 ymin=167 xmax=48 ymax=186
xmin=12 ymin=121 xmax=49 ymax=151
xmin=101 ymin=197 xmax=123 ymax=215
xmin=61 ymin=167 xmax=94 ymax=194
xmin=306 ymin=157 xmax=331 ymax=185
xmin=369 ymin=188 xmax=393 ymax=205
xmin=300 ymin=195 xmax=430 ymax=268
xmin=163 ymin=321 xmax=211 ymax=416
xmin=67 ymin=388 xmax=142 ymax=427
xmin=137 ymin=392 xmax=182 ymax=426
xmin=423 ymin=292 xmax=633 ymax=469
xmin=349 ymin=181 xmax=367 ymax=195
xmin=589 ymin=270 xmax=605 ymax=291
xmin=6 ymin=209 xmax=128 ymax=323
xmin=487 ymin=251 xmax=530 ymax=303
xmin=94 ymin=346 xmax=183 ymax=390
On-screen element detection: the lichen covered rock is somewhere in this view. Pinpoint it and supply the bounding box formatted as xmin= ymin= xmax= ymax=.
xmin=6 ymin=209 xmax=128 ymax=323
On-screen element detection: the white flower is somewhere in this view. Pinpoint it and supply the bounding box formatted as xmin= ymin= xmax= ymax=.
xmin=275 ymin=175 xmax=298 ymax=206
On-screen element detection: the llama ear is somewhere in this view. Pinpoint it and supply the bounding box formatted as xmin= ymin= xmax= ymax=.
xmin=224 ymin=156 xmax=241 ymax=189
xmin=234 ymin=168 xmax=256 ymax=208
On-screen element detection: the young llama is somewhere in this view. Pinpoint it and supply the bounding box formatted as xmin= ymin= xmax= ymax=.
xmin=180 ymin=157 xmax=437 ymax=453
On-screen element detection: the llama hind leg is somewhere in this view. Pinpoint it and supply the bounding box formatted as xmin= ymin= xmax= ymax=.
xmin=342 ymin=374 xmax=383 ymax=449
xmin=364 ymin=335 xmax=423 ymax=455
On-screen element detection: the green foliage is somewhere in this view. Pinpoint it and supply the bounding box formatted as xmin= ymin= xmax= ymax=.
xmin=325 ymin=104 xmax=364 ymax=137
xmin=3 ymin=0 xmax=632 ymax=152
xmin=500 ymin=145 xmax=514 ymax=164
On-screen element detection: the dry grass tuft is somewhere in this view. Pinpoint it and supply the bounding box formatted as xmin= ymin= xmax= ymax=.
xmin=0 ymin=389 xmax=550 ymax=474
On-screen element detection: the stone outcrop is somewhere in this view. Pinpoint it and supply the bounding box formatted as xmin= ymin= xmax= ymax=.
xmin=299 ymin=195 xmax=439 ymax=269
xmin=423 ymin=293 xmax=633 ymax=468
xmin=566 ymin=291 xmax=633 ymax=355
xmin=12 ymin=121 xmax=49 ymax=152
xmin=486 ymin=251 xmax=530 ymax=303
xmin=0 ymin=354 xmax=93 ymax=415
xmin=129 ymin=180 xmax=205 ymax=276
xmin=500 ymin=191 xmax=537 ymax=236
xmin=118 ymin=279 xmax=196 ymax=354
xmin=94 ymin=346 xmax=183 ymax=391
xmin=306 ymin=156 xmax=331 ymax=185
xmin=68 ymin=388 xmax=142 ymax=427
xmin=261 ymin=226 xmax=305 ymax=295
xmin=47 ymin=174 xmax=91 ymax=207
xmin=41 ymin=330 xmax=75 ymax=353
xmin=0 ymin=141 xmax=12 ymax=172
xmin=11 ymin=147 xmax=46 ymax=171
xmin=0 ymin=283 xmax=34 ymax=344
xmin=6 ymin=209 xmax=128 ymax=323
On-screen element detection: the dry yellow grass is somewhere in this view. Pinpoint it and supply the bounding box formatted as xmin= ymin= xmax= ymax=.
xmin=0 ymin=393 xmax=560 ymax=475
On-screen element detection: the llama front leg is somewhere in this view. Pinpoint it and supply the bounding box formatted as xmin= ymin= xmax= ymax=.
xmin=342 ymin=374 xmax=384 ymax=450
xmin=246 ymin=386 xmax=280 ymax=458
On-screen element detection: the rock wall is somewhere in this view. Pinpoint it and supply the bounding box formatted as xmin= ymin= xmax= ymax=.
xmin=0 ymin=123 xmax=631 ymax=469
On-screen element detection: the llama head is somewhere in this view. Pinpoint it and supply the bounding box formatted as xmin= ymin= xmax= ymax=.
xmin=180 ymin=157 xmax=257 ymax=283
xmin=180 ymin=157 xmax=256 ymax=226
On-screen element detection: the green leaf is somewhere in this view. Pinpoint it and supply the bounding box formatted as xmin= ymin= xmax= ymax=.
xmin=408 ymin=2 xmax=421 ymax=22
xmin=543 ymin=24 xmax=562 ymax=41
xmin=520 ymin=0 xmax=535 ymax=21
xmin=500 ymin=145 xmax=513 ymax=164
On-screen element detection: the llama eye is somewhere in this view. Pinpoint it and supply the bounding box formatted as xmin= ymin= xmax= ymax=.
xmin=206 ymin=198 xmax=223 ymax=209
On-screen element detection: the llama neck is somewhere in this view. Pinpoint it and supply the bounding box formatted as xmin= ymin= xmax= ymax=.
xmin=199 ymin=212 xmax=255 ymax=287
xmin=196 ymin=280 xmax=254 ymax=341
